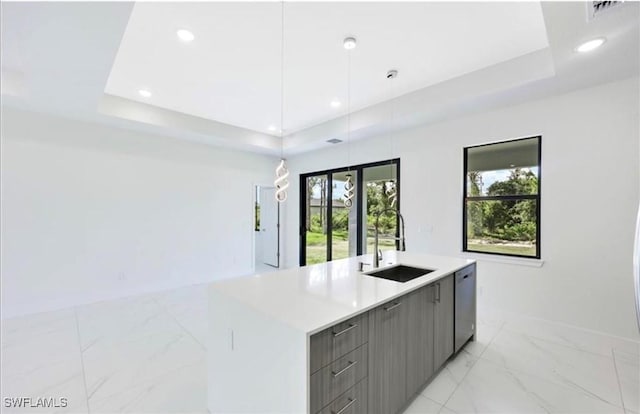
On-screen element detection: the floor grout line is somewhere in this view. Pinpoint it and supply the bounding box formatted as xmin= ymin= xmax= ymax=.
xmin=473 ymin=326 xmax=627 ymax=411
xmin=150 ymin=297 xmax=206 ymax=351
xmin=499 ymin=320 xmax=639 ymax=360
xmin=612 ymin=348 xmax=629 ymax=413
xmin=437 ymin=320 xmax=506 ymax=413
xmin=73 ymin=307 xmax=91 ymax=414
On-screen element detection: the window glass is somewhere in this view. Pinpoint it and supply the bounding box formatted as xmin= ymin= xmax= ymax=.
xmin=464 ymin=137 xmax=540 ymax=258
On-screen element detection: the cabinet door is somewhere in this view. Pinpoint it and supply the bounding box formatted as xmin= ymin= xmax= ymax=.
xmin=405 ymin=285 xmax=435 ymax=399
xmin=368 ymin=298 xmax=407 ymax=414
xmin=433 ymin=275 xmax=454 ymax=369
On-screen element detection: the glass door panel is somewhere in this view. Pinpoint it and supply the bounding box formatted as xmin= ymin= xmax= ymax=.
xmin=300 ymin=159 xmax=400 ymax=266
xmin=304 ymin=175 xmax=328 ymax=265
xmin=362 ymin=164 xmax=398 ymax=255
xmin=331 ymin=171 xmax=358 ymax=260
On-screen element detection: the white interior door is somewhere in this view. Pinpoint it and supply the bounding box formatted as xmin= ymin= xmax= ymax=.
xmin=259 ymin=187 xmax=279 ymax=267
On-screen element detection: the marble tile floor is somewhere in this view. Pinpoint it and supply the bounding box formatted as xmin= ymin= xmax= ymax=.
xmin=1 ymin=284 xmax=638 ymax=414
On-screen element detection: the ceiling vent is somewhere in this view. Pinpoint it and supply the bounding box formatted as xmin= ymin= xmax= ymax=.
xmin=588 ymin=1 xmax=625 ymax=20
xmin=326 ymin=138 xmax=343 ymax=144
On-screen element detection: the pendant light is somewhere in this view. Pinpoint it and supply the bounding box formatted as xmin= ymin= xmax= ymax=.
xmin=386 ymin=69 xmax=398 ymax=208
xmin=274 ymin=1 xmax=289 ymax=202
xmin=343 ymin=36 xmax=356 ymax=209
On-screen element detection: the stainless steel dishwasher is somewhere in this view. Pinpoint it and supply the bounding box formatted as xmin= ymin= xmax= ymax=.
xmin=455 ymin=264 xmax=476 ymax=352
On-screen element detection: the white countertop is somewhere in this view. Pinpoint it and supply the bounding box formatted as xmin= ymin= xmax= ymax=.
xmin=210 ymin=251 xmax=475 ymax=335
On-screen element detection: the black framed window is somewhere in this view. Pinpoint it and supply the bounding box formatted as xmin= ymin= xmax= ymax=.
xmin=300 ymin=159 xmax=400 ymax=266
xmin=463 ymin=136 xmax=541 ymax=258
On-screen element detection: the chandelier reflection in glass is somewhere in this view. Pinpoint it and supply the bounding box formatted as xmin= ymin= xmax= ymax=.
xmin=386 ymin=180 xmax=397 ymax=207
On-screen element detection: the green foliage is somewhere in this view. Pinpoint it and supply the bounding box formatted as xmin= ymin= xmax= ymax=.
xmin=254 ymin=203 xmax=260 ymax=231
xmin=487 ymin=168 xmax=537 ymax=196
xmin=366 ymin=181 xmax=397 ymax=235
xmin=309 ymin=214 xmax=323 ymax=233
xmin=306 ymin=231 xmax=326 ymax=246
xmin=332 ymin=209 xmax=349 ymax=234
xmin=467 ymin=168 xmax=538 ymax=244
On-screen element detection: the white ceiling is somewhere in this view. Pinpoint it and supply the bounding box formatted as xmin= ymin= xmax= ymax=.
xmin=104 ymin=2 xmax=549 ymax=135
xmin=1 ymin=2 xmax=638 ymax=156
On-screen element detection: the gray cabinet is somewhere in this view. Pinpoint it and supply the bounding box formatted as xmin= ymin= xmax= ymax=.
xmin=434 ymin=274 xmax=454 ymax=368
xmin=318 ymin=379 xmax=368 ymax=414
xmin=310 ymin=345 xmax=369 ymax=413
xmin=310 ymin=314 xmax=369 ymax=413
xmin=368 ymin=298 xmax=407 ymax=414
xmin=310 ymin=312 xmax=369 ymax=374
xmin=405 ymin=285 xmax=435 ymax=399
xmin=312 ymin=269 xmax=475 ymax=414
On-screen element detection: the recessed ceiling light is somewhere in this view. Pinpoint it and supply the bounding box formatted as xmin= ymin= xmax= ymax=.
xmin=138 ymin=89 xmax=152 ymax=98
xmin=575 ymin=37 xmax=606 ymax=53
xmin=330 ymin=100 xmax=341 ymax=108
xmin=176 ymin=29 xmax=195 ymax=43
xmin=268 ymin=125 xmax=278 ymax=132
xmin=343 ymin=37 xmax=357 ymax=50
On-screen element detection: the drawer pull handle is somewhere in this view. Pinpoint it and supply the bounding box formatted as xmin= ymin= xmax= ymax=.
xmin=332 ymin=323 xmax=358 ymax=337
xmin=332 ymin=398 xmax=357 ymax=414
xmin=332 ymin=360 xmax=357 ymax=378
xmin=384 ymin=302 xmax=402 ymax=312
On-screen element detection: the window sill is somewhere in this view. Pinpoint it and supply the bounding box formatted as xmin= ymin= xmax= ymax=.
xmin=460 ymin=252 xmax=544 ymax=268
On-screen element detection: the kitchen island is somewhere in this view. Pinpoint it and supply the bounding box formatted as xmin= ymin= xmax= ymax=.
xmin=208 ymin=251 xmax=476 ymax=414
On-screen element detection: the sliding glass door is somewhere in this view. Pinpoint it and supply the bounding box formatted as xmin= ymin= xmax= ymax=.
xmin=300 ymin=159 xmax=400 ymax=266
xmin=331 ymin=170 xmax=358 ymax=261
xmin=303 ymin=174 xmax=328 ymax=265
xmin=362 ymin=164 xmax=399 ymax=256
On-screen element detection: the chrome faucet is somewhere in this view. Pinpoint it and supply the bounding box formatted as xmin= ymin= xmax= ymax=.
xmin=373 ymin=208 xmax=406 ymax=268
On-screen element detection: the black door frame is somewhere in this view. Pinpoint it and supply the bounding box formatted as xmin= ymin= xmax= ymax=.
xmin=299 ymin=158 xmax=401 ymax=266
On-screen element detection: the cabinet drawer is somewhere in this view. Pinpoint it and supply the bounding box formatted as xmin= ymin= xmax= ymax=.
xmin=310 ymin=345 xmax=368 ymax=413
xmin=310 ymin=312 xmax=369 ymax=373
xmin=318 ymin=378 xmax=368 ymax=414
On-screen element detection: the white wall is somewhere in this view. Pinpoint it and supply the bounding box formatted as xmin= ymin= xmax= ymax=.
xmin=283 ymin=77 xmax=640 ymax=341
xmin=1 ymin=108 xmax=276 ymax=318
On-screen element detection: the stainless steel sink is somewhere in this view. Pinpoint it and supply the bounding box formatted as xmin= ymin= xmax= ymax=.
xmin=365 ymin=265 xmax=435 ymax=283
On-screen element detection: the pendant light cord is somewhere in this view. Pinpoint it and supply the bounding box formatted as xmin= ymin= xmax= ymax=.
xmin=280 ymin=1 xmax=285 ymax=158
xmin=387 ymin=70 xmax=398 ymax=208
xmin=389 ymin=72 xmax=395 ymax=178
xmin=347 ymin=46 xmax=351 ymax=168
xmin=274 ymin=1 xmax=290 ymax=203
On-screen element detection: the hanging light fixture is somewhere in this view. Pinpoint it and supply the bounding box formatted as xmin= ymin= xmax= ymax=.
xmin=274 ymin=1 xmax=289 ymax=203
xmin=343 ymin=36 xmax=356 ymax=209
xmin=386 ymin=69 xmax=398 ymax=208
xmin=344 ymin=173 xmax=354 ymax=208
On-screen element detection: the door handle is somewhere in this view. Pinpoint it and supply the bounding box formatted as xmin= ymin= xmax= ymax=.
xmin=436 ymin=283 xmax=441 ymax=303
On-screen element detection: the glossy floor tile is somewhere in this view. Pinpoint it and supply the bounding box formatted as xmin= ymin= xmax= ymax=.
xmin=481 ymin=329 xmax=623 ymax=407
xmin=1 ymin=309 xmax=87 ymax=414
xmin=444 ymin=358 xmax=624 ymax=414
xmin=404 ymin=394 xmax=443 ymax=414
xmin=2 ymin=285 xmax=638 ymax=413
xmin=613 ymin=349 xmax=640 ymax=414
